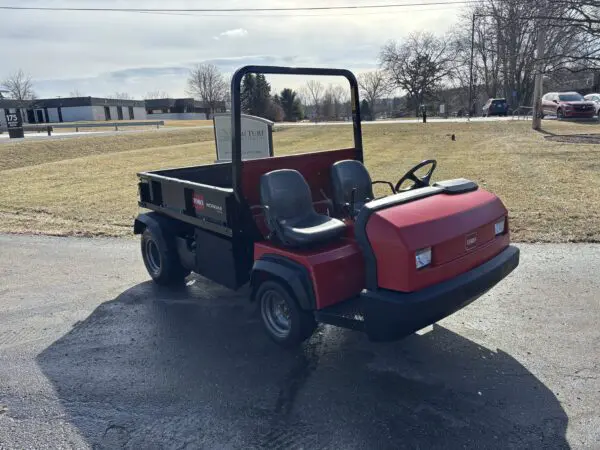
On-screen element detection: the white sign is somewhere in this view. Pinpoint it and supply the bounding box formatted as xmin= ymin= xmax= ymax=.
xmin=439 ymin=104 xmax=446 ymax=115
xmin=213 ymin=113 xmax=273 ymax=161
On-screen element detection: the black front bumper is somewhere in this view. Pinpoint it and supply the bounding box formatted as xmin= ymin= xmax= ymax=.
xmin=361 ymin=245 xmax=520 ymax=341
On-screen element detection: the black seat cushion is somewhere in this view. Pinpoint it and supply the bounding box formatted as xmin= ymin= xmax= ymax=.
xmin=331 ymin=160 xmax=374 ymax=216
xmin=260 ymin=169 xmax=346 ymax=248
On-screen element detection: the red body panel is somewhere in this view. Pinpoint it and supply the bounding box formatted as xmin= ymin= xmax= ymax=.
xmin=249 ymin=149 xmax=511 ymax=308
xmin=241 ymin=148 xmax=357 ymax=206
xmin=254 ymin=239 xmax=365 ymax=310
xmin=366 ymin=189 xmax=509 ymax=292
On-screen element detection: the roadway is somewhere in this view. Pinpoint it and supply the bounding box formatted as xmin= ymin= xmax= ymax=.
xmin=0 ymin=116 xmax=522 ymax=143
xmin=0 ymin=234 xmax=598 ymax=449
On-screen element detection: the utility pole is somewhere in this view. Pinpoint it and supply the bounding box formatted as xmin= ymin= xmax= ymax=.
xmin=468 ymin=13 xmax=476 ymax=121
xmin=532 ymin=6 xmax=547 ymax=130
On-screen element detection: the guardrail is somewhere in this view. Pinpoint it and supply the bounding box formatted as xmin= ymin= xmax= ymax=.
xmin=512 ymin=106 xmax=534 ymax=120
xmin=0 ymin=120 xmax=164 ymax=135
xmin=53 ymin=120 xmax=164 ymax=132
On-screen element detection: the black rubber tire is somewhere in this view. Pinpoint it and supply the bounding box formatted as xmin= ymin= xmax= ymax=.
xmin=256 ymin=280 xmax=316 ymax=348
xmin=140 ymin=228 xmax=190 ymax=286
xmin=557 ymin=109 xmax=564 ymax=120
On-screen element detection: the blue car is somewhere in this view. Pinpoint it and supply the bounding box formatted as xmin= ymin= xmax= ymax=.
xmin=482 ymin=98 xmax=509 ymax=117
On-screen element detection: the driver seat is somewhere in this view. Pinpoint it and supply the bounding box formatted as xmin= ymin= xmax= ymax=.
xmin=330 ymin=160 xmax=374 ymax=217
xmin=260 ymin=169 xmax=346 ymax=248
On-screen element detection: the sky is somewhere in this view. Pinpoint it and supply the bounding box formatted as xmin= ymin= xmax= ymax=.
xmin=0 ymin=0 xmax=464 ymax=99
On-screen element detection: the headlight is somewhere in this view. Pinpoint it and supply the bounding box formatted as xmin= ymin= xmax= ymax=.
xmin=416 ymin=247 xmax=432 ymax=269
xmin=495 ymin=217 xmax=506 ymax=235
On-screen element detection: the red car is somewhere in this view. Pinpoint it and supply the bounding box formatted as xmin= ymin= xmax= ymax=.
xmin=541 ymin=91 xmax=596 ymax=119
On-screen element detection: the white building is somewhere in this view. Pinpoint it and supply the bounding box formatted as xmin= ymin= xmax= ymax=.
xmin=1 ymin=96 xmax=147 ymax=125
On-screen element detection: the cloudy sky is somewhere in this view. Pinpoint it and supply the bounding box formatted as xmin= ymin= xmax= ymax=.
xmin=0 ymin=0 xmax=464 ymax=99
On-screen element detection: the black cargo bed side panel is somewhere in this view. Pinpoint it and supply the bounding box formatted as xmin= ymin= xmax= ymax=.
xmin=195 ymin=227 xmax=252 ymax=290
xmin=153 ymin=162 xmax=233 ymax=188
xmin=138 ymin=173 xmax=235 ymax=237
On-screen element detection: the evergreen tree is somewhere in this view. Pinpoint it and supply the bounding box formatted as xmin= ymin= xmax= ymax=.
xmin=361 ymin=99 xmax=372 ymax=121
xmin=278 ymin=88 xmax=304 ymax=121
xmin=254 ymin=74 xmax=272 ymax=118
xmin=240 ymin=73 xmax=275 ymax=118
xmin=240 ymin=74 xmax=256 ymax=114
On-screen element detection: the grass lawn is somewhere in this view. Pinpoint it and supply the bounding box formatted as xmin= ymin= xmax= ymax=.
xmin=0 ymin=120 xmax=598 ymax=242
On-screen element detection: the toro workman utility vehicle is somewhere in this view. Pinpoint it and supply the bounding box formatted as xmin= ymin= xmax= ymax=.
xmin=134 ymin=65 xmax=520 ymax=347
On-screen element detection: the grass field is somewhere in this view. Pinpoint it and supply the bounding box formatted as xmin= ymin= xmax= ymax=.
xmin=0 ymin=120 xmax=598 ymax=242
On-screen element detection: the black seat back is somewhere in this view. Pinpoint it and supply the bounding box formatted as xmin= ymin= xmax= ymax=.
xmin=260 ymin=169 xmax=315 ymax=225
xmin=260 ymin=169 xmax=347 ymax=247
xmin=330 ymin=159 xmax=373 ymax=214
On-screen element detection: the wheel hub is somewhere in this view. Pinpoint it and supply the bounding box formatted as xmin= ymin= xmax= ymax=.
xmin=262 ymin=290 xmax=291 ymax=338
xmin=145 ymin=239 xmax=161 ymax=274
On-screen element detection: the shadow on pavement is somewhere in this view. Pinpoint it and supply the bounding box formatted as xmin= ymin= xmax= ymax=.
xmin=37 ymin=278 xmax=568 ymax=449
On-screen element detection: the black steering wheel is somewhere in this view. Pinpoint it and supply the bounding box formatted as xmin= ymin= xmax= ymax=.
xmin=394 ymin=159 xmax=437 ymax=192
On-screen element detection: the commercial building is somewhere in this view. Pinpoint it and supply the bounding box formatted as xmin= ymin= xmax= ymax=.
xmin=0 ymin=99 xmax=31 ymax=128
xmin=0 ymin=97 xmax=147 ymax=125
xmin=145 ymin=98 xmax=227 ymax=120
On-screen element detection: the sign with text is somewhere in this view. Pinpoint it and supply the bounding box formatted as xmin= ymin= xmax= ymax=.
xmin=213 ymin=113 xmax=273 ymax=161
xmin=6 ymin=109 xmax=23 ymax=128
xmin=6 ymin=109 xmax=24 ymax=139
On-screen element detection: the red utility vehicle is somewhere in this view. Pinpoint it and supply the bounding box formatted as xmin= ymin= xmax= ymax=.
xmin=134 ymin=65 xmax=520 ymax=347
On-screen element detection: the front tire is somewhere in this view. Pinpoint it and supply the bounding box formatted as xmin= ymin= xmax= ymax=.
xmin=557 ymin=109 xmax=564 ymax=120
xmin=141 ymin=228 xmax=190 ymax=286
xmin=256 ymin=280 xmax=316 ymax=348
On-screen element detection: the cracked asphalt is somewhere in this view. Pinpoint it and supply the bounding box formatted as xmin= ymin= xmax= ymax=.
xmin=0 ymin=234 xmax=598 ymax=449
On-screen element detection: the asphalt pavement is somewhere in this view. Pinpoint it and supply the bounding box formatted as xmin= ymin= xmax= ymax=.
xmin=0 ymin=234 xmax=598 ymax=449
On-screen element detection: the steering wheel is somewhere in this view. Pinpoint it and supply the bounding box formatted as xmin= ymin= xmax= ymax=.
xmin=394 ymin=159 xmax=437 ymax=192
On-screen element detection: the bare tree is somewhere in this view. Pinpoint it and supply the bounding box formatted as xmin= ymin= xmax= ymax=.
xmin=69 ymin=89 xmax=84 ymax=97
xmin=111 ymin=92 xmax=133 ymax=100
xmin=380 ymin=31 xmax=455 ymax=115
xmin=186 ymin=63 xmax=227 ymax=116
xmin=1 ymin=69 xmax=36 ymax=100
xmin=329 ymin=84 xmax=349 ymax=120
xmin=305 ymin=80 xmax=324 ymax=120
xmin=536 ymin=0 xmax=600 ymax=70
xmin=144 ymin=90 xmax=170 ymax=99
xmin=451 ymin=0 xmax=587 ymax=111
xmin=358 ymin=70 xmax=391 ymax=120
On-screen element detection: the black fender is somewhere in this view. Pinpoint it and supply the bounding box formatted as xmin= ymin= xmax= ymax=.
xmin=133 ymin=212 xmax=186 ymax=260
xmin=250 ymin=255 xmax=316 ymax=311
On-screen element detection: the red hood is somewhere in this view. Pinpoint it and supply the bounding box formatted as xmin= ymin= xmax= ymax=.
xmin=365 ymin=189 xmax=510 ymax=292
xmin=560 ymin=100 xmax=595 ymax=106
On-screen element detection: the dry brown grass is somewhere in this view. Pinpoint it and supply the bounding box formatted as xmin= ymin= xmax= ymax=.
xmin=0 ymin=128 xmax=214 ymax=171
xmin=0 ymin=120 xmax=598 ymax=242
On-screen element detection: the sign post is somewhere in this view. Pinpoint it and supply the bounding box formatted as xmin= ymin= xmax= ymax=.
xmin=6 ymin=109 xmax=24 ymax=139
xmin=213 ymin=113 xmax=273 ymax=161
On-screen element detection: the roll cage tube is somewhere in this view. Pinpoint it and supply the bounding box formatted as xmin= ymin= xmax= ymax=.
xmin=230 ymin=65 xmax=364 ymax=202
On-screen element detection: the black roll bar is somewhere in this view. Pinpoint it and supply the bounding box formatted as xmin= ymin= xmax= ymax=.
xmin=230 ymin=65 xmax=363 ymax=201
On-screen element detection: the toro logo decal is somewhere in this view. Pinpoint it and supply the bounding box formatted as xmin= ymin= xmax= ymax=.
xmin=465 ymin=232 xmax=478 ymax=251
xmin=193 ymin=193 xmax=205 ymax=211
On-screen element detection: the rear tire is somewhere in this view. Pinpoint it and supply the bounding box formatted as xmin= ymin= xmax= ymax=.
xmin=256 ymin=280 xmax=316 ymax=348
xmin=141 ymin=228 xmax=190 ymax=286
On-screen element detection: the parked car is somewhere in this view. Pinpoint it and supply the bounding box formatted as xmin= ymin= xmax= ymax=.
xmin=583 ymin=93 xmax=600 ymax=119
xmin=541 ymin=91 xmax=596 ymax=119
xmin=482 ymin=98 xmax=509 ymax=117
